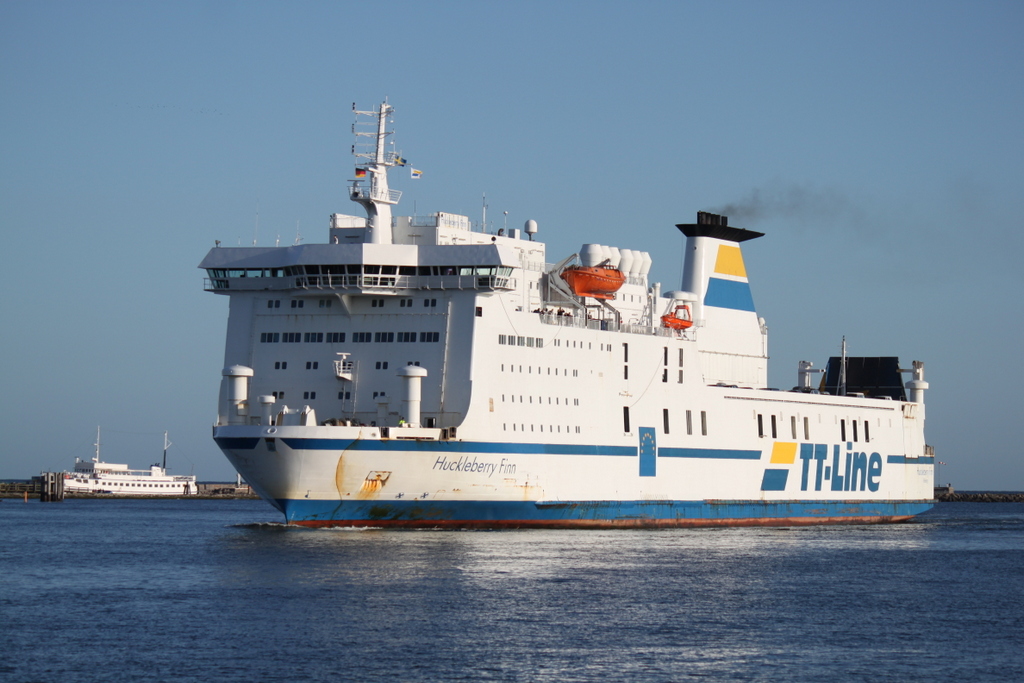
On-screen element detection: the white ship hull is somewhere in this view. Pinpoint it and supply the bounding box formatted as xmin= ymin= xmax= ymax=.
xmin=213 ymin=375 xmax=932 ymax=527
xmin=63 ymin=472 xmax=198 ymax=496
xmin=201 ymin=101 xmax=933 ymax=527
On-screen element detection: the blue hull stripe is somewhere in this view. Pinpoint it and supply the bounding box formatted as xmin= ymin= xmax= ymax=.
xmin=276 ymin=438 xmax=762 ymax=460
xmin=277 ymin=498 xmax=934 ymax=526
xmin=886 ymin=455 xmax=936 ymax=464
xmin=214 ymin=437 xmax=261 ymax=450
xmin=281 ymin=438 xmax=638 ymax=457
xmin=658 ymin=447 xmax=761 ymax=459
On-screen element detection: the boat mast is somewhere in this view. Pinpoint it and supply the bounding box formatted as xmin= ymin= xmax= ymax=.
xmin=162 ymin=431 xmax=172 ymax=470
xmin=94 ymin=426 xmax=101 ymax=463
xmin=351 ymin=100 xmax=402 ymax=244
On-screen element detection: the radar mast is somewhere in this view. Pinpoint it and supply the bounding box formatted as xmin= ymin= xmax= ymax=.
xmin=350 ymin=100 xmax=403 ymax=244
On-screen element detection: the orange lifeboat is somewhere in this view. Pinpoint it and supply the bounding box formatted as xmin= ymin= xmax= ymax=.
xmin=661 ymin=303 xmax=693 ymax=330
xmin=560 ymin=266 xmax=626 ymax=300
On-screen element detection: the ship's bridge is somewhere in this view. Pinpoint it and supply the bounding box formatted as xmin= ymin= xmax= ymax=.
xmin=201 ymin=243 xmax=519 ymax=294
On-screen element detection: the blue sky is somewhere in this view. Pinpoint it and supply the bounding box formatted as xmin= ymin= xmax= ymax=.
xmin=2 ymin=1 xmax=1021 ymax=489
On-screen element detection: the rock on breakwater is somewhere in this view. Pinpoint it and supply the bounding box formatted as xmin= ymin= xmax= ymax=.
xmin=936 ymin=492 xmax=1024 ymax=503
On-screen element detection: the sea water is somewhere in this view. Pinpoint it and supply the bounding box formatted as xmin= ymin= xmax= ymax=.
xmin=2 ymin=499 xmax=1022 ymax=682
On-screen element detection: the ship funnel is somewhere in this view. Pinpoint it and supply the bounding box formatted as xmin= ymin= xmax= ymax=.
xmin=221 ymin=366 xmax=254 ymax=426
xmin=677 ymin=212 xmax=763 ymax=324
xmin=398 ymin=364 xmax=428 ymax=427
xmin=676 ymin=211 xmax=768 ymax=387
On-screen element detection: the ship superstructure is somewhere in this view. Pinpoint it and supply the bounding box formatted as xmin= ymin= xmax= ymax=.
xmin=200 ymin=101 xmax=934 ymax=527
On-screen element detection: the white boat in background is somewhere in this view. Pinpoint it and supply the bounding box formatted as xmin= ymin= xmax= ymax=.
xmin=64 ymin=428 xmax=198 ymax=496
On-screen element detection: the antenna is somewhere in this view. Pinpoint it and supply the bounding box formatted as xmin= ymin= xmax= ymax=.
xmin=839 ymin=336 xmax=848 ymax=396
xmin=481 ymin=193 xmax=488 ymax=232
xmin=253 ymin=199 xmax=259 ymax=246
xmin=294 ymin=219 xmax=302 ymax=245
xmin=162 ymin=431 xmax=172 ymax=470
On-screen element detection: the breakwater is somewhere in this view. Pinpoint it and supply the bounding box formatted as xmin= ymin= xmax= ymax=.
xmin=936 ymin=491 xmax=1024 ymax=503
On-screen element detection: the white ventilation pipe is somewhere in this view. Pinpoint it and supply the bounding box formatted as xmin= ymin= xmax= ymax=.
xmin=618 ymin=249 xmax=635 ymax=276
xmin=222 ymin=366 xmax=254 ymax=425
xmin=258 ymin=395 xmax=277 ymax=426
xmin=906 ymin=361 xmax=928 ymax=405
xmin=398 ymin=364 xmax=429 ymax=427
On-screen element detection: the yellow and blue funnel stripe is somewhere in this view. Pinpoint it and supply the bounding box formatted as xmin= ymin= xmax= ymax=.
xmin=705 ymin=244 xmax=755 ymax=312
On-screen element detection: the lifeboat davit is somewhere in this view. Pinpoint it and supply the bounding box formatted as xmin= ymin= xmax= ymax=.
xmin=661 ymin=303 xmax=693 ymax=330
xmin=560 ymin=266 xmax=626 ymax=300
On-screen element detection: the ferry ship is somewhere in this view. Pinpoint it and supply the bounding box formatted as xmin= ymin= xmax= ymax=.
xmin=200 ymin=101 xmax=934 ymax=528
xmin=64 ymin=428 xmax=198 ymax=496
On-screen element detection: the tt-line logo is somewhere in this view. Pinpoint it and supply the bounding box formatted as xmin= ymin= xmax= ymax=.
xmin=800 ymin=443 xmax=883 ymax=492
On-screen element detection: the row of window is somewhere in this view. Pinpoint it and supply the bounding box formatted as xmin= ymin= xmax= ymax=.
xmin=269 ymin=390 xmax=404 ymax=401
xmin=502 ymin=364 xmax=579 ymax=377
xmin=552 ymin=339 xmax=614 ymax=351
xmin=272 ymin=390 xmax=355 ymax=400
xmin=755 ymin=414 xmax=872 ymax=443
xmin=210 ymin=265 xmax=511 ymax=278
xmin=498 ymin=334 xmax=544 ymax=348
xmin=624 ymin=407 xmax=709 ymax=436
xmin=266 ymin=299 xmax=336 ymax=309
xmin=502 ymin=395 xmax=580 ymax=406
xmin=266 ymin=299 xmax=310 ymax=309
xmin=72 ymin=480 xmax=182 ymax=488
xmin=505 ymin=424 xmax=582 ymax=434
xmin=499 ymin=336 xmax=617 ymax=352
xmin=265 ymin=298 xmax=438 ymax=310
xmin=260 ymin=331 xmax=440 ymax=344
